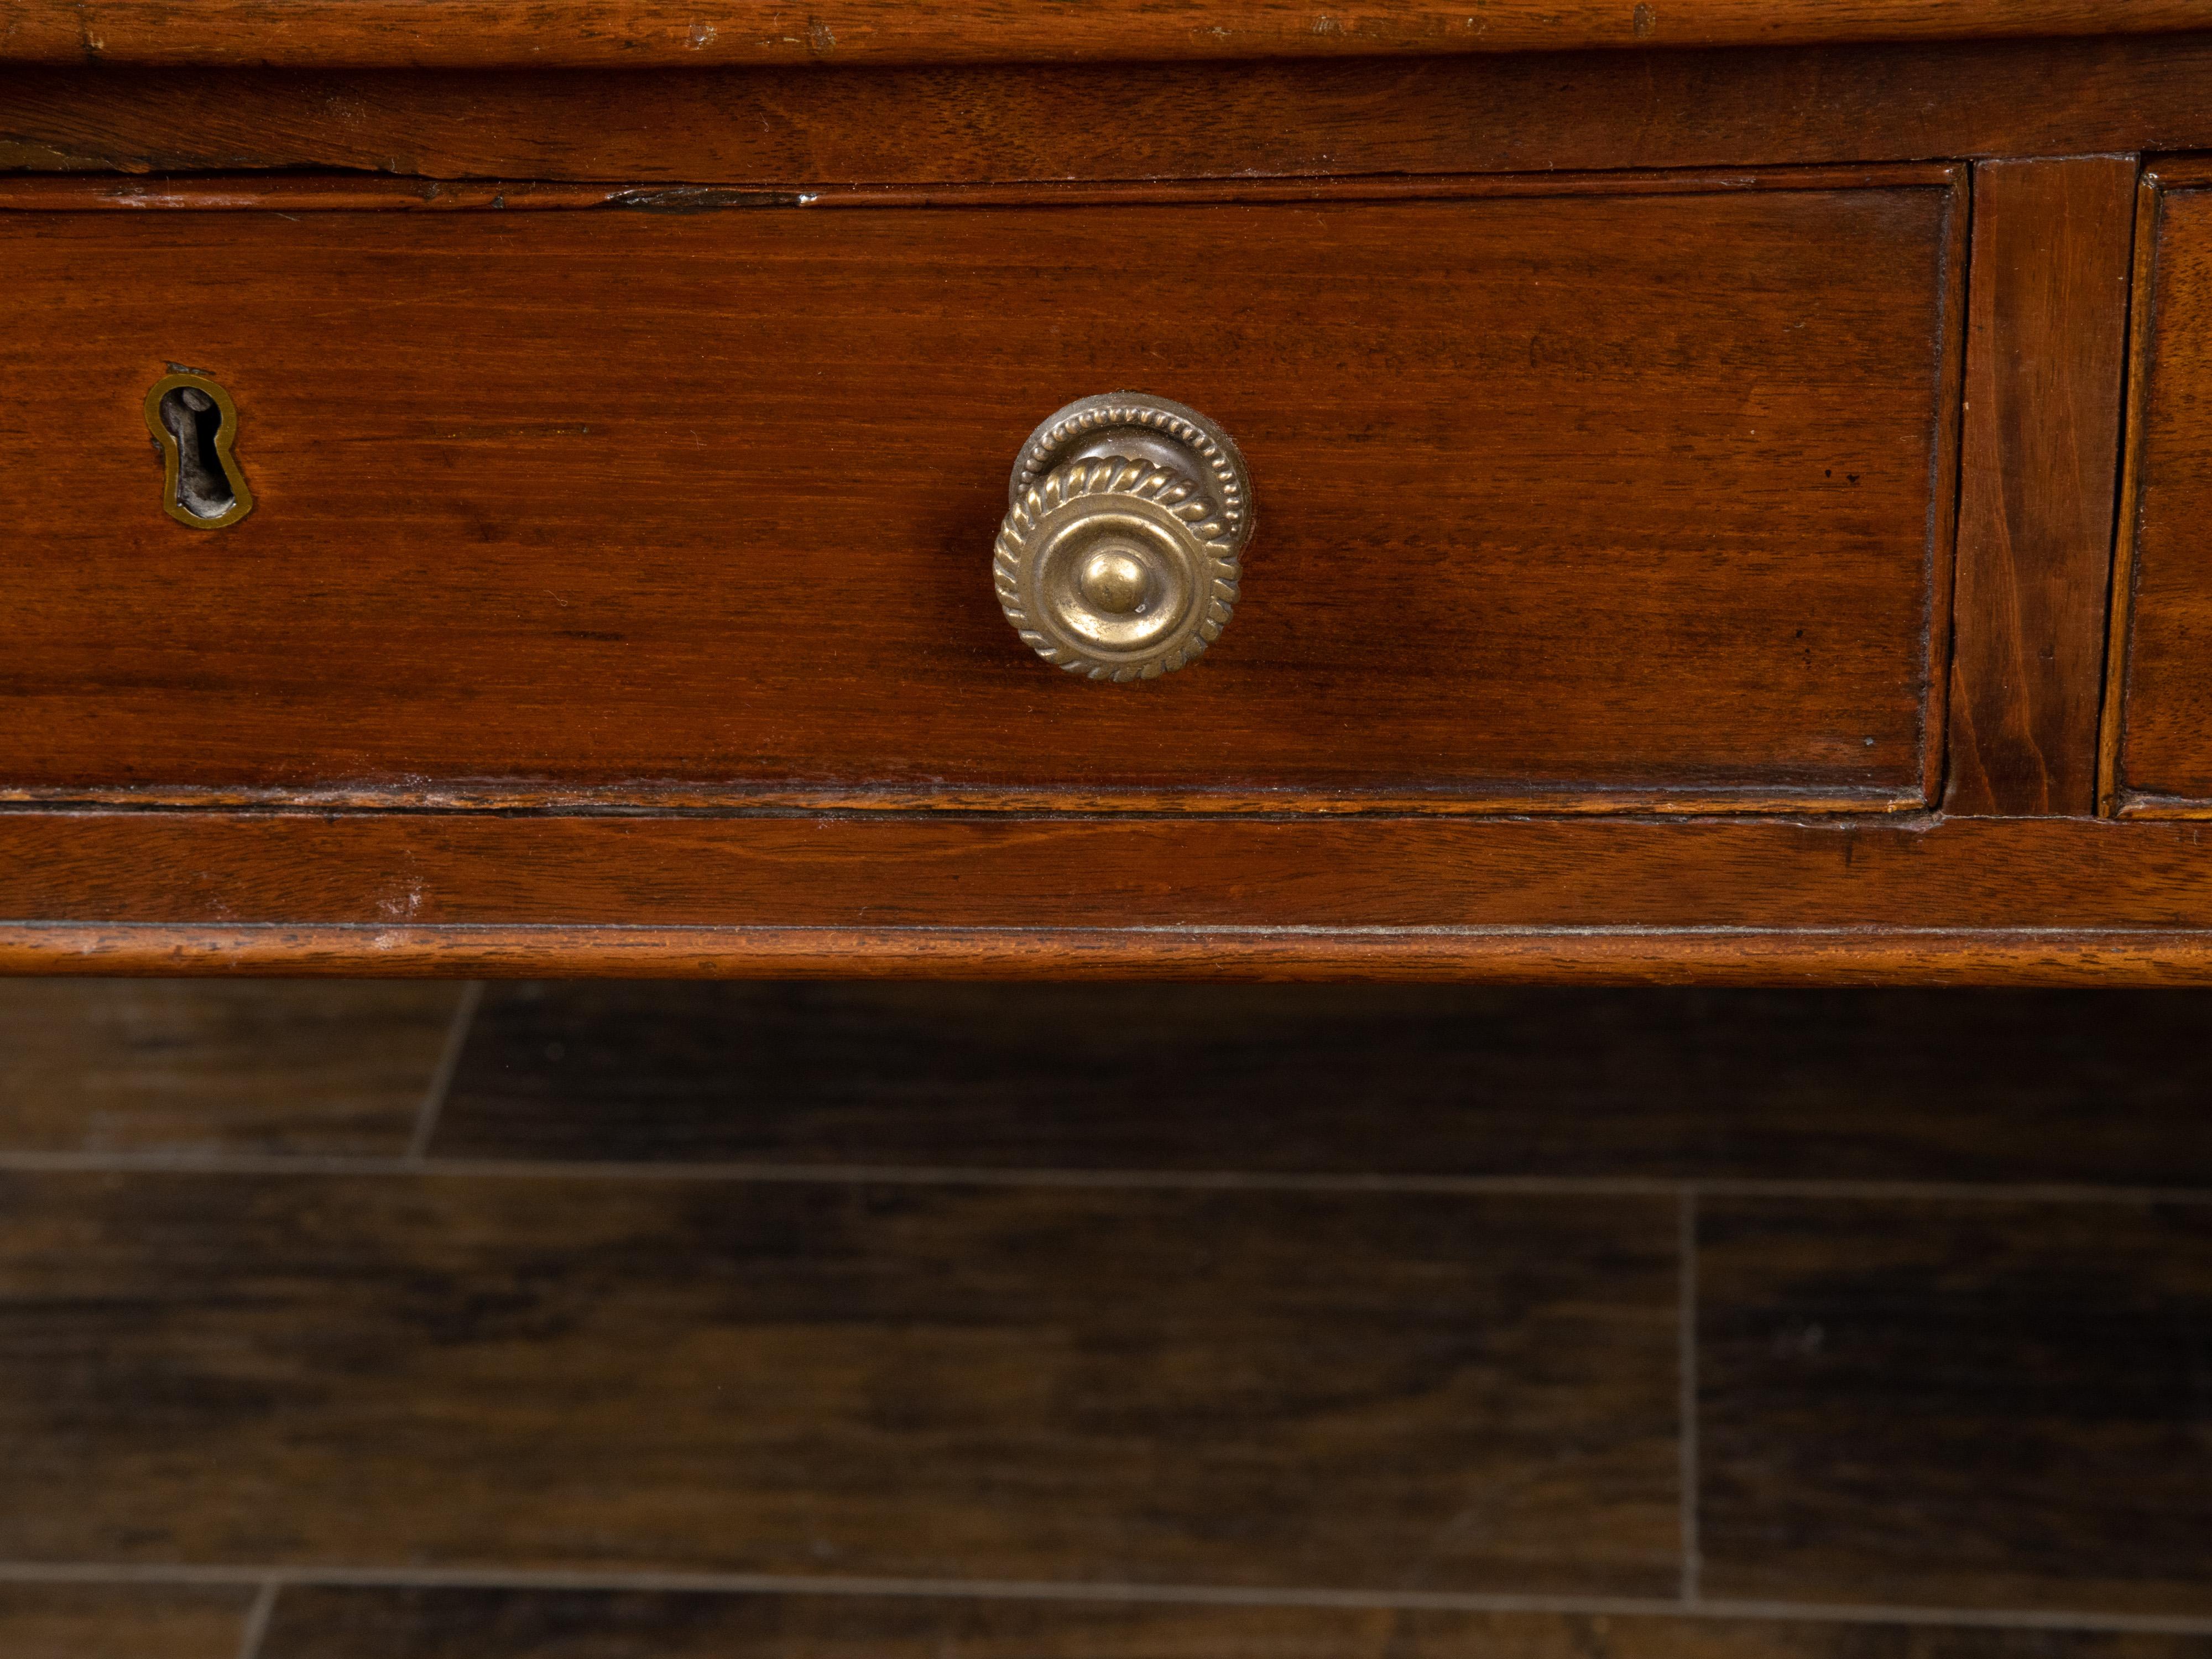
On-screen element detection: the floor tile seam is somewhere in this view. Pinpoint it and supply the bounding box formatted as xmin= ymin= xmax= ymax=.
xmin=0 ymin=1151 xmax=2208 ymax=1208
xmin=0 ymin=1152 xmax=1672 ymax=1196
xmin=1 ymin=1564 xmax=2210 ymax=1636
xmin=235 ymin=1580 xmax=278 ymax=1659
xmin=405 ymin=980 xmax=483 ymax=1161
xmin=1678 ymin=1187 xmax=1700 ymax=1605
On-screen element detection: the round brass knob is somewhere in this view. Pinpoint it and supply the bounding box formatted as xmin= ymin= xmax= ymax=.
xmin=995 ymin=394 xmax=1254 ymax=682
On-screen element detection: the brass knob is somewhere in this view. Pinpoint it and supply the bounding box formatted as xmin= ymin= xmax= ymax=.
xmin=995 ymin=394 xmax=1254 ymax=682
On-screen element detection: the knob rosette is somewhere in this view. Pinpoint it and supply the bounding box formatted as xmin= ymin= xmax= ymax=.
xmin=994 ymin=394 xmax=1255 ymax=683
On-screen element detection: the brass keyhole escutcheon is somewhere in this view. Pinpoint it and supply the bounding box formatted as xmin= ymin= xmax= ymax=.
xmin=144 ymin=371 xmax=254 ymax=529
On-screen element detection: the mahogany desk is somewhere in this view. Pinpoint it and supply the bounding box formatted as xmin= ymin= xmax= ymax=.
xmin=4 ymin=2 xmax=2212 ymax=982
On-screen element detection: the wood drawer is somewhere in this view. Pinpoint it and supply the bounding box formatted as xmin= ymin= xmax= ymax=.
xmin=3 ymin=168 xmax=1961 ymax=815
xmin=2108 ymin=160 xmax=2212 ymax=816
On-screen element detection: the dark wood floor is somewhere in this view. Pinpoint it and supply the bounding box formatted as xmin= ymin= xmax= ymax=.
xmin=2 ymin=982 xmax=2209 ymax=1658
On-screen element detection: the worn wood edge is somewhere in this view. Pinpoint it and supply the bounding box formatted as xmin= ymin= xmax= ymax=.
xmin=0 ymin=786 xmax=1932 ymax=818
xmin=3 ymin=0 xmax=2208 ymax=70
xmin=10 ymin=924 xmax=2212 ymax=983
xmin=2112 ymin=792 xmax=2212 ymax=818
xmin=7 ymin=44 xmax=2212 ymax=187
xmin=1923 ymin=167 xmax=1971 ymax=808
xmin=23 ymin=811 xmax=2212 ymax=934
xmin=0 ymin=164 xmax=1962 ymax=213
xmin=2137 ymin=153 xmax=2212 ymax=188
xmin=2098 ymin=166 xmax=2167 ymax=815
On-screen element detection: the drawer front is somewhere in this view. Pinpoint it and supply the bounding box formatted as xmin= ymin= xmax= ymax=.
xmin=2110 ymin=164 xmax=2212 ymax=815
xmin=2 ymin=172 xmax=1960 ymax=812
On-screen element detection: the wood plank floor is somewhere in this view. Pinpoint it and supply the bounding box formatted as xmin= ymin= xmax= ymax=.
xmin=2 ymin=981 xmax=2210 ymax=1658
xmin=0 ymin=979 xmax=465 ymax=1155
xmin=435 ymin=984 xmax=2212 ymax=1183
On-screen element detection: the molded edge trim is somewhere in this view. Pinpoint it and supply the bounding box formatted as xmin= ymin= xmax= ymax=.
xmin=8 ymin=925 xmax=2212 ymax=984
xmin=0 ymin=164 xmax=1959 ymax=213
xmin=2 ymin=1 xmax=2208 ymax=71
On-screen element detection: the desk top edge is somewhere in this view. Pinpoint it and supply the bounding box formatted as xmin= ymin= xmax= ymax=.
xmin=5 ymin=0 xmax=2208 ymax=71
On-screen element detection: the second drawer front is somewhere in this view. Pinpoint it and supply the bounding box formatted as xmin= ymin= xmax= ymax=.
xmin=2109 ymin=164 xmax=2212 ymax=816
xmin=2 ymin=174 xmax=1960 ymax=810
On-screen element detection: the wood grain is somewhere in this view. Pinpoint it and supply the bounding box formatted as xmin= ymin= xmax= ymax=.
xmin=2098 ymin=169 xmax=2212 ymax=815
xmin=20 ymin=813 xmax=2212 ymax=978
xmin=0 ymin=1170 xmax=1679 ymax=1590
xmin=0 ymin=0 xmax=2204 ymax=70
xmin=0 ymin=1583 xmax=255 ymax=1659
xmin=11 ymin=40 xmax=2212 ymax=187
xmin=23 ymin=924 xmax=2212 ymax=984
xmin=0 ymin=168 xmax=1940 ymax=212
xmin=255 ymin=1587 xmax=2212 ymax=1659
xmin=2098 ymin=169 xmax=2165 ymax=818
xmin=1944 ymin=157 xmax=2136 ymax=817
xmin=0 ymin=175 xmax=1959 ymax=812
xmin=1701 ymin=1197 xmax=2212 ymax=1615
xmin=431 ymin=983 xmax=2212 ymax=1187
xmin=12 ymin=813 xmax=2212 ymax=936
xmin=0 ymin=979 xmax=461 ymax=1153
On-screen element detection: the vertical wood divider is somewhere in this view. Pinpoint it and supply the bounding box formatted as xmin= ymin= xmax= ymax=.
xmin=2098 ymin=168 xmax=2167 ymax=816
xmin=1945 ymin=154 xmax=2137 ymax=817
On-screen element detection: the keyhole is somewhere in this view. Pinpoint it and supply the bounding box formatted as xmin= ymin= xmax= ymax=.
xmin=160 ymin=388 xmax=232 ymax=519
xmin=144 ymin=372 xmax=254 ymax=529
